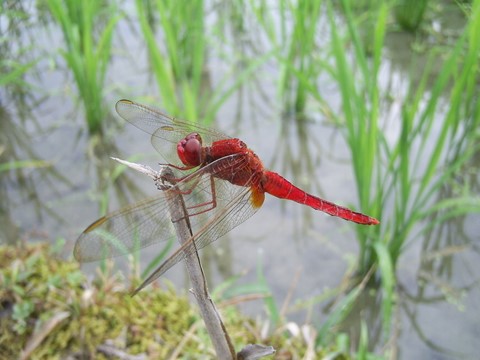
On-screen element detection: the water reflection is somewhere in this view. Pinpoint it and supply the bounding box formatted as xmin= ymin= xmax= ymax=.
xmin=398 ymin=209 xmax=479 ymax=357
xmin=333 ymin=280 xmax=385 ymax=353
xmin=0 ymin=100 xmax=64 ymax=245
xmin=270 ymin=111 xmax=327 ymax=231
xmin=88 ymin=135 xmax=152 ymax=212
xmin=336 ymin=191 xmax=479 ymax=357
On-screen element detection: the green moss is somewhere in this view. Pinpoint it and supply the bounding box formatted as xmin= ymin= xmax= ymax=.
xmin=0 ymin=243 xmax=344 ymax=358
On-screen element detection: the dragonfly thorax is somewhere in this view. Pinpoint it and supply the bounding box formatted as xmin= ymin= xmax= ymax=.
xmin=177 ymin=132 xmax=204 ymax=167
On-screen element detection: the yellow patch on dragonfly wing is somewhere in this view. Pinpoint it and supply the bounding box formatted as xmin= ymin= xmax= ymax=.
xmin=250 ymin=187 xmax=265 ymax=208
xmin=160 ymin=125 xmax=175 ymax=131
xmin=84 ymin=216 xmax=108 ymax=232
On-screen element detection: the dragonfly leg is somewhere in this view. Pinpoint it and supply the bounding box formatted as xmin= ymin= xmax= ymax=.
xmin=161 ymin=162 xmax=197 ymax=171
xmin=171 ymin=176 xmax=218 ymax=223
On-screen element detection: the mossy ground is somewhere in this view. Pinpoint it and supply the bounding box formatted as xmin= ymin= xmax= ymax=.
xmin=0 ymin=243 xmax=342 ymax=359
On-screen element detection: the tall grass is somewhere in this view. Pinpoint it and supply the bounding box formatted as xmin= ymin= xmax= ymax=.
xmin=47 ymin=0 xmax=120 ymax=134
xmin=327 ymin=1 xmax=386 ymax=301
xmin=251 ymin=0 xmax=480 ymax=338
xmin=279 ymin=0 xmax=323 ymax=115
xmin=394 ymin=0 xmax=429 ymax=32
xmin=307 ymin=0 xmax=480 ymax=331
xmin=135 ymin=0 xmax=269 ymax=123
xmin=249 ymin=0 xmax=323 ymax=116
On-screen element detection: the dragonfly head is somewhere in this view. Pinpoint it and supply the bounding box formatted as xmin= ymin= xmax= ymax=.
xmin=177 ymin=132 xmax=203 ymax=167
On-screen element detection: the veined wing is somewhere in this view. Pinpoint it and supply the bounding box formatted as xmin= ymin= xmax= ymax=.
xmin=74 ymin=153 xmax=260 ymax=267
xmin=132 ymin=175 xmax=261 ymax=294
xmin=115 ymin=99 xmax=229 ymax=162
xmin=74 ymin=191 xmax=175 ymax=262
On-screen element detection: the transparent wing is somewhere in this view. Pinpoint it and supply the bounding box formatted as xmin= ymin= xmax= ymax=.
xmin=74 ymin=194 xmax=175 ymax=262
xmin=115 ymin=99 xmax=229 ymax=163
xmin=132 ymin=178 xmax=260 ymax=294
xmin=74 ymin=154 xmax=261 ymax=267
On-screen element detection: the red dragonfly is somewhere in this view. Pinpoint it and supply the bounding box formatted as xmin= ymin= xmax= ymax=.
xmin=75 ymin=99 xmax=379 ymax=293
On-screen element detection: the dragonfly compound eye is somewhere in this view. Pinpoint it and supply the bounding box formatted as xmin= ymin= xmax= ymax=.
xmin=178 ymin=133 xmax=203 ymax=166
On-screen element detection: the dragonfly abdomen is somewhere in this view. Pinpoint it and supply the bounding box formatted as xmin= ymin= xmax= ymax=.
xmin=262 ymin=171 xmax=379 ymax=225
